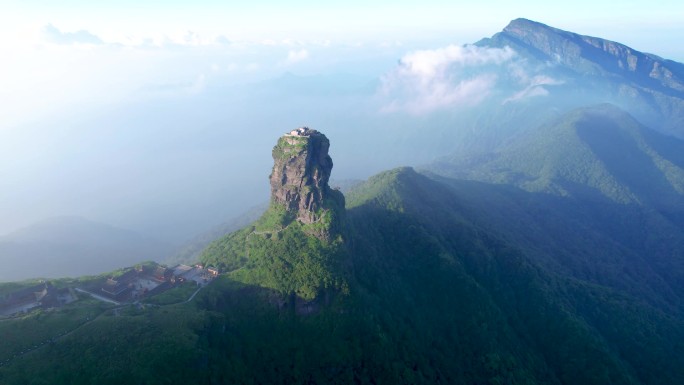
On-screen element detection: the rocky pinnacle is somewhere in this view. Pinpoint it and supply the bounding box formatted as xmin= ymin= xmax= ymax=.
xmin=269 ymin=127 xmax=344 ymax=236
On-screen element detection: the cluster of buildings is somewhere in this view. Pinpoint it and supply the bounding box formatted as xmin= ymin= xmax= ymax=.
xmin=0 ymin=282 xmax=76 ymax=318
xmin=286 ymin=127 xmax=318 ymax=137
xmin=0 ymin=264 xmax=219 ymax=317
xmin=98 ymin=264 xmax=218 ymax=302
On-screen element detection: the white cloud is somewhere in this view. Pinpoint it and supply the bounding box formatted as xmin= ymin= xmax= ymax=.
xmin=286 ymin=48 xmax=309 ymax=64
xmin=281 ymin=38 xmax=305 ymax=46
xmin=41 ymin=25 xmax=233 ymax=49
xmin=182 ymin=31 xmax=202 ymax=46
xmin=379 ymin=44 xmax=516 ymax=114
xmin=398 ymin=44 xmax=515 ymax=78
xmin=381 ymin=74 xmax=498 ymax=114
xmin=379 ymin=44 xmax=570 ymax=113
xmin=42 ymin=24 xmax=103 ymax=45
xmin=503 ymin=74 xmax=564 ymax=103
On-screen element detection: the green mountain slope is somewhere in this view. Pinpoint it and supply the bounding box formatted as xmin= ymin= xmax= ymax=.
xmin=199 ymin=128 xmax=348 ymax=301
xmin=3 ymin=166 xmax=683 ymax=384
xmin=434 ymin=104 xmax=684 ymax=207
xmin=199 ymin=206 xmax=348 ymax=301
xmin=345 ymin=167 xmax=684 ymax=385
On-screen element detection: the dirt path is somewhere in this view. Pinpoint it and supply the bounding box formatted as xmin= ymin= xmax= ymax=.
xmin=74 ymin=288 xmax=121 ymax=305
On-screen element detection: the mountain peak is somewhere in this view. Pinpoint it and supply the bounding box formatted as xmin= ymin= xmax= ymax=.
xmin=504 ymin=18 xmax=553 ymax=33
xmin=494 ymin=18 xmax=684 ymax=93
xmin=200 ymin=128 xmax=348 ymax=300
xmin=269 ymin=127 xmax=345 ymax=239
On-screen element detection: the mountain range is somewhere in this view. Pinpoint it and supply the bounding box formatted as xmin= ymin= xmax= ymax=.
xmin=0 ymin=18 xmax=683 ymax=385
xmin=432 ymin=104 xmax=684 ymax=206
xmin=413 ymin=18 xmax=684 ymax=159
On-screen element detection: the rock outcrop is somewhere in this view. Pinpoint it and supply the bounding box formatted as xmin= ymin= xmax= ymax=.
xmin=269 ymin=127 xmax=345 ymax=239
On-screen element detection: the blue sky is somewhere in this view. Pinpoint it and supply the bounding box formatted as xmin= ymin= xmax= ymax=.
xmin=4 ymin=0 xmax=683 ymax=49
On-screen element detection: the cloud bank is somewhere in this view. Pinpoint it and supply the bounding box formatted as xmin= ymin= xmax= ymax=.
xmin=286 ymin=49 xmax=310 ymax=64
xmin=43 ymin=24 xmax=103 ymax=45
xmin=379 ymin=44 xmax=563 ymax=114
xmin=504 ymin=74 xmax=564 ymax=103
xmin=379 ymin=45 xmax=516 ymax=114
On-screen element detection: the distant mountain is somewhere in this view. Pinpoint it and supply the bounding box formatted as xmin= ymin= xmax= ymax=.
xmin=0 ymin=216 xmax=172 ymax=281
xmin=485 ymin=18 xmax=684 ymax=93
xmin=477 ymin=18 xmax=684 ymax=137
xmin=433 ymin=104 xmax=684 ymax=208
xmin=408 ymin=18 xmax=684 ymax=162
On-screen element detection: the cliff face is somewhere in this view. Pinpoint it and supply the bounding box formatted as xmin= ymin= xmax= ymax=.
xmin=470 ymin=18 xmax=684 ymax=137
xmin=496 ymin=18 xmax=684 ymax=93
xmin=269 ymin=127 xmax=344 ymax=238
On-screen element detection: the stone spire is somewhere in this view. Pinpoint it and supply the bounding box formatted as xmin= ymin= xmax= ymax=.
xmin=269 ymin=127 xmax=344 ymax=239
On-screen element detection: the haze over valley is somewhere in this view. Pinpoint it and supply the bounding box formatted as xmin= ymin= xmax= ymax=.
xmin=2 ymin=2 xmax=684 ymax=384
xmin=4 ymin=14 xmax=684 ymax=280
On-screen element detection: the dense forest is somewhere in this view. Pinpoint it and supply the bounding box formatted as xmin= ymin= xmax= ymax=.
xmin=2 ymin=166 xmax=682 ymax=384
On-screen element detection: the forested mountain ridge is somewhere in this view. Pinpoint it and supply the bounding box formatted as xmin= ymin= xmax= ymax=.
xmin=433 ymin=104 xmax=684 ymax=207
xmin=345 ymin=167 xmax=684 ymax=384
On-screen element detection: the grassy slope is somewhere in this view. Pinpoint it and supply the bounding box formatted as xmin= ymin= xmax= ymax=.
xmin=1 ymin=167 xmax=683 ymax=384
xmin=200 ymin=201 xmax=348 ymax=301
xmin=435 ymin=104 xmax=684 ymax=207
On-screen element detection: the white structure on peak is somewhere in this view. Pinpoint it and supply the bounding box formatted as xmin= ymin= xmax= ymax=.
xmin=287 ymin=127 xmax=314 ymax=136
